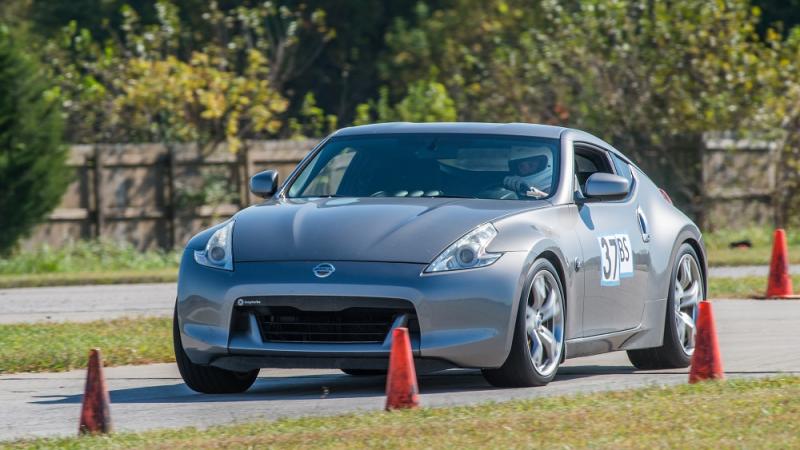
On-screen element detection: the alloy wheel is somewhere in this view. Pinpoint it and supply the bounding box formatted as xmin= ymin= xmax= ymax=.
xmin=674 ymin=254 xmax=702 ymax=355
xmin=525 ymin=270 xmax=564 ymax=377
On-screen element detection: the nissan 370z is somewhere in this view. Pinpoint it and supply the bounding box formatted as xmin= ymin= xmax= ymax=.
xmin=174 ymin=122 xmax=707 ymax=393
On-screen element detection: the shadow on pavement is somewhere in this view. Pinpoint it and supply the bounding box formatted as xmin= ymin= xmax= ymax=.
xmin=32 ymin=370 xmax=485 ymax=405
xmin=30 ymin=364 xmax=697 ymax=406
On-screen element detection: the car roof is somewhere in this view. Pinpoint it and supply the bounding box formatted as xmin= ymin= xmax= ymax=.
xmin=333 ymin=122 xmax=568 ymax=140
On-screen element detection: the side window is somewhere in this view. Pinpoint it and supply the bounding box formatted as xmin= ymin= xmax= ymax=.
xmin=574 ymin=145 xmax=614 ymax=193
xmin=611 ymin=153 xmax=633 ymax=184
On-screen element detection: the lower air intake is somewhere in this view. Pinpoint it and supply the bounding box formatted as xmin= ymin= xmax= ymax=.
xmin=259 ymin=306 xmax=413 ymax=343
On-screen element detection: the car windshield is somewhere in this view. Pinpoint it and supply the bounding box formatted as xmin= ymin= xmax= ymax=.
xmin=286 ymin=133 xmax=561 ymax=200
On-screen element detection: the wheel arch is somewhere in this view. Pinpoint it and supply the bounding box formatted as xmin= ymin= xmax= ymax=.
xmin=664 ymin=227 xmax=708 ymax=300
xmin=495 ymin=243 xmax=571 ymax=369
xmin=681 ymin=236 xmax=708 ymax=299
xmin=537 ymin=249 xmax=568 ymax=318
xmin=537 ymin=249 xmax=568 ymax=363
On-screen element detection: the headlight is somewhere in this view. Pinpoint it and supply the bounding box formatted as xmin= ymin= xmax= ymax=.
xmin=424 ymin=223 xmax=501 ymax=273
xmin=194 ymin=220 xmax=234 ymax=271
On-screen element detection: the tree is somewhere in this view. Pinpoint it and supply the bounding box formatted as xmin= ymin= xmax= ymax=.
xmin=753 ymin=0 xmax=800 ymax=35
xmin=113 ymin=51 xmax=288 ymax=153
xmin=379 ymin=0 xmax=788 ymax=221
xmin=21 ymin=0 xmax=429 ymax=132
xmin=42 ymin=0 xmax=334 ymax=146
xmin=354 ymin=79 xmax=456 ymax=125
xmin=0 ymin=25 xmax=69 ymax=254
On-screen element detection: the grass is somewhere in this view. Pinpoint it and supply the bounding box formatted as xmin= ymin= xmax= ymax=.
xmin=0 ymin=268 xmax=177 ymax=289
xmin=707 ymin=245 xmax=800 ymax=267
xmin=0 ymin=240 xmax=180 ymax=288
xmin=704 ymin=226 xmax=800 ymax=266
xmin=707 ymin=275 xmax=800 ymax=298
xmin=0 ymin=240 xmax=180 ymax=275
xmin=4 ymin=376 xmax=799 ymax=449
xmin=0 ymin=317 xmax=173 ymax=374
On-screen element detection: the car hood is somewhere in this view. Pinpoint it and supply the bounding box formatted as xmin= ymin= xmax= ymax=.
xmin=232 ymin=197 xmax=549 ymax=263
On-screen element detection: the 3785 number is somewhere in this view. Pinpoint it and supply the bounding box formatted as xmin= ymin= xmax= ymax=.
xmin=599 ymin=233 xmax=632 ymax=286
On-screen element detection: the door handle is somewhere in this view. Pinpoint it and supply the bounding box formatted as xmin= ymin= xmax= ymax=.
xmin=637 ymin=207 xmax=651 ymax=243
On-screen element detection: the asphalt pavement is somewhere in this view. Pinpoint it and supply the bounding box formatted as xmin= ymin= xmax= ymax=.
xmin=1 ymin=300 xmax=798 ymax=441
xmin=708 ymin=264 xmax=800 ymax=278
xmin=0 ymin=283 xmax=175 ymax=324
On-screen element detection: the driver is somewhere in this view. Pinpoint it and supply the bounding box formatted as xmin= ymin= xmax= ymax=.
xmin=503 ymin=146 xmax=553 ymax=197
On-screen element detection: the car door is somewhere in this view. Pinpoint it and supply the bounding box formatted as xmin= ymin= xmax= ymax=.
xmin=572 ymin=143 xmax=650 ymax=336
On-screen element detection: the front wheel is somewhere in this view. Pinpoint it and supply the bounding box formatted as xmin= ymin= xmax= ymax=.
xmin=627 ymin=243 xmax=703 ymax=369
xmin=174 ymin=305 xmax=259 ymax=394
xmin=483 ymin=259 xmax=565 ymax=387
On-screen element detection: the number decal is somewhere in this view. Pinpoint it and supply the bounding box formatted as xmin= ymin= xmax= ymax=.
xmin=598 ymin=233 xmax=633 ymax=286
xmin=600 ymin=237 xmax=611 ymax=280
xmin=616 ymin=234 xmax=633 ymax=278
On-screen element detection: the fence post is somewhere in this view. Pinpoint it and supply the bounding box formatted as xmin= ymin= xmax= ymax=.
xmin=165 ymin=144 xmax=177 ymax=249
xmin=92 ymin=145 xmax=104 ymax=239
xmin=240 ymin=143 xmax=253 ymax=207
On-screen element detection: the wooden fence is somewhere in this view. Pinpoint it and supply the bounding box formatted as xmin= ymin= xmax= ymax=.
xmin=25 ymin=139 xmax=317 ymax=250
xmin=700 ymin=136 xmax=779 ymax=232
xmin=23 ymin=136 xmax=778 ymax=250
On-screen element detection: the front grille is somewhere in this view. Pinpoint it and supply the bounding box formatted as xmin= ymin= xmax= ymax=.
xmin=259 ymin=306 xmax=409 ymax=343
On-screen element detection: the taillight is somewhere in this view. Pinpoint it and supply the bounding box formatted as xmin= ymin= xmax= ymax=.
xmin=659 ymin=188 xmax=673 ymax=205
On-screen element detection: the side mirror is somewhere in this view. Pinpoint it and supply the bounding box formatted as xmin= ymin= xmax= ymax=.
xmin=250 ymin=170 xmax=279 ymax=199
xmin=583 ymin=173 xmax=630 ymax=199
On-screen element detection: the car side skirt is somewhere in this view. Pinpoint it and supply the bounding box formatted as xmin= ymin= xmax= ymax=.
xmin=565 ymin=297 xmax=666 ymax=358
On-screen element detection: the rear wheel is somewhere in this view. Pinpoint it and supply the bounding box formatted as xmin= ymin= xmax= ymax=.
xmin=174 ymin=306 xmax=259 ymax=394
xmin=483 ymin=259 xmax=565 ymax=387
xmin=341 ymin=369 xmax=387 ymax=376
xmin=627 ymin=243 xmax=703 ymax=369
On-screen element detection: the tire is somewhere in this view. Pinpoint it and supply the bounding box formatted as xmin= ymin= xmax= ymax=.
xmin=482 ymin=259 xmax=566 ymax=387
xmin=627 ymin=243 xmax=703 ymax=370
xmin=173 ymin=305 xmax=259 ymax=394
xmin=340 ymin=369 xmax=387 ymax=376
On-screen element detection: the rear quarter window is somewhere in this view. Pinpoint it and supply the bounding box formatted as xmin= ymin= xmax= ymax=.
xmin=611 ymin=153 xmax=633 ymax=184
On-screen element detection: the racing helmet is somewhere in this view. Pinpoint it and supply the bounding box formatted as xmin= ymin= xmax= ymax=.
xmin=508 ymin=146 xmax=552 ymax=177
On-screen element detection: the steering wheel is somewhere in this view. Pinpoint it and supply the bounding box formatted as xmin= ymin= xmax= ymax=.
xmin=476 ymin=182 xmax=519 ymax=200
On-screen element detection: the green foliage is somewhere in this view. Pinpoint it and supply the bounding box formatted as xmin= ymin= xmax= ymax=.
xmin=0 ymin=26 xmax=68 ymax=254
xmin=43 ymin=1 xmax=335 ymax=147
xmin=8 ymin=0 xmax=800 ymax=227
xmin=753 ymin=0 xmax=800 ymax=34
xmin=354 ymin=79 xmax=456 ymax=124
xmin=378 ymin=0 xmax=792 ymax=219
xmin=287 ymin=92 xmax=338 ymax=138
xmin=0 ymin=239 xmax=179 ymax=274
xmin=113 ymin=50 xmax=288 ymax=153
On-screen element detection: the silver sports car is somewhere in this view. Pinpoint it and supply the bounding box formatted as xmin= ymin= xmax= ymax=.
xmin=174 ymin=122 xmax=706 ymax=393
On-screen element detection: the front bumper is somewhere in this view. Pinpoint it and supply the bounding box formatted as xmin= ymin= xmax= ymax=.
xmin=177 ymin=251 xmax=530 ymax=370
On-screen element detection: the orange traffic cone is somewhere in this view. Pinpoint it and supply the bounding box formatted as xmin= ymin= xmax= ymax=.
xmin=385 ymin=327 xmax=419 ymax=410
xmin=79 ymin=348 xmax=112 ymax=435
xmin=689 ymin=301 xmax=724 ymax=384
xmin=765 ymin=229 xmax=800 ymax=298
